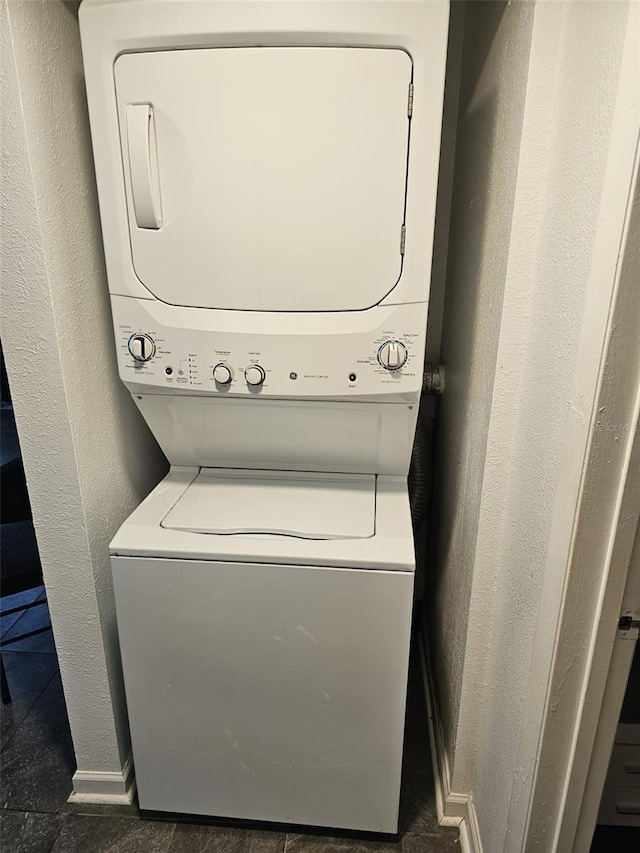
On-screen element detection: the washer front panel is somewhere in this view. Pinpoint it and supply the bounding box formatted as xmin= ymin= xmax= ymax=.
xmin=112 ymin=555 xmax=414 ymax=832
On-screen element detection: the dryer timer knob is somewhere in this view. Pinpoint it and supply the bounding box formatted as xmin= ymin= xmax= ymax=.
xmin=128 ymin=334 xmax=155 ymax=362
xmin=378 ymin=340 xmax=408 ymax=371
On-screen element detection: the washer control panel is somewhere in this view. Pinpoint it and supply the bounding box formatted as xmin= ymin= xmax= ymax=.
xmin=112 ymin=297 xmax=425 ymax=401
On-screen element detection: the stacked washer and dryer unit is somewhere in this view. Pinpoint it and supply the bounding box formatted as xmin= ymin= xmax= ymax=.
xmin=80 ymin=0 xmax=448 ymax=835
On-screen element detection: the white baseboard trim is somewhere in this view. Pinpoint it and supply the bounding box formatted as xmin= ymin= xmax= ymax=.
xmin=68 ymin=753 xmax=135 ymax=805
xmin=418 ymin=618 xmax=484 ymax=853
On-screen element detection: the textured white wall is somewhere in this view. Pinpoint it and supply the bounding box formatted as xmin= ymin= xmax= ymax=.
xmin=469 ymin=4 xmax=629 ymax=849
xmin=429 ymin=0 xmax=535 ymax=776
xmin=1 ymin=0 xmax=167 ymax=790
xmin=428 ymin=1 xmax=632 ymax=851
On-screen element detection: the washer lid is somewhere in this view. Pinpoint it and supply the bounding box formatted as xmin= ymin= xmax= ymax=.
xmin=161 ymin=469 xmax=375 ymax=540
xmin=114 ymin=47 xmax=411 ymax=312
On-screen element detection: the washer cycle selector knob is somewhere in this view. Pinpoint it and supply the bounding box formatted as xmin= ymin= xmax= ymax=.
xmin=213 ymin=363 xmax=233 ymax=385
xmin=244 ymin=365 xmax=266 ymax=386
xmin=378 ymin=340 xmax=408 ymax=371
xmin=128 ymin=334 xmax=155 ymax=362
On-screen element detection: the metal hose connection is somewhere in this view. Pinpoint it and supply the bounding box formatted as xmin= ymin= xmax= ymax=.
xmin=422 ymin=363 xmax=445 ymax=395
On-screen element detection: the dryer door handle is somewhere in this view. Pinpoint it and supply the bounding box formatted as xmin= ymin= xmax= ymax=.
xmin=126 ymin=103 xmax=162 ymax=230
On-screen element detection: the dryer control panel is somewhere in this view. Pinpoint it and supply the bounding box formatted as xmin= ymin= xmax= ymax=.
xmin=111 ymin=295 xmax=426 ymax=403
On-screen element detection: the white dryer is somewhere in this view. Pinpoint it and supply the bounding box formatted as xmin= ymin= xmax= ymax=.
xmin=79 ymin=0 xmax=449 ymax=834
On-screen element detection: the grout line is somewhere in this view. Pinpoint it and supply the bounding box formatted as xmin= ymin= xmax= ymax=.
xmin=1 ymin=804 xmax=65 ymax=816
xmin=1 ymin=650 xmax=57 ymax=665
xmin=1 ymin=592 xmax=51 ymax=647
xmin=0 ymin=609 xmax=29 ymax=641
xmin=1 ymin=806 xmax=61 ymax=815
xmin=0 ymin=659 xmax=58 ymax=753
xmin=0 ymin=588 xmax=46 ymax=638
xmin=0 ymin=607 xmax=57 ymax=655
xmin=60 ymin=813 xmax=144 ymax=822
xmin=47 ymin=818 xmax=63 ymax=853
xmin=167 ymin=823 xmax=178 ymax=849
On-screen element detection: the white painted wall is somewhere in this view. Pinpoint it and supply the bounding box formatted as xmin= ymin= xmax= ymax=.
xmin=427 ymin=1 xmax=634 ymax=851
xmin=527 ymin=12 xmax=640 ymax=847
xmin=1 ymin=0 xmax=168 ymax=797
xmin=429 ymin=0 xmax=535 ymax=777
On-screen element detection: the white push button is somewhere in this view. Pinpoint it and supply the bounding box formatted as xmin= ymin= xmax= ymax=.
xmin=244 ymin=365 xmax=266 ymax=386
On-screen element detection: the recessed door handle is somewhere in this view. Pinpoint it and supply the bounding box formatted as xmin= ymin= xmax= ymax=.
xmin=625 ymin=764 xmax=640 ymax=774
xmin=126 ymin=103 xmax=162 ymax=229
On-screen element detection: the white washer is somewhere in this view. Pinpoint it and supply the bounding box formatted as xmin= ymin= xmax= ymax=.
xmin=111 ymin=469 xmax=414 ymax=831
xmin=79 ymin=0 xmax=449 ymax=834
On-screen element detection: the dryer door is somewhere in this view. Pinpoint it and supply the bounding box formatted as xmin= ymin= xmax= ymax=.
xmin=114 ymin=47 xmax=411 ymax=312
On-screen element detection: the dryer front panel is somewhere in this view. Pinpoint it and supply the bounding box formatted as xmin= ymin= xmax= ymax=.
xmin=114 ymin=47 xmax=412 ymax=312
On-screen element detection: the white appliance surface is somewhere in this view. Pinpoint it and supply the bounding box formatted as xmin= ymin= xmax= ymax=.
xmin=132 ymin=395 xmax=419 ymax=476
xmin=111 ymin=468 xmax=416 ymax=830
xmin=111 ymin=295 xmax=425 ymax=404
xmin=112 ymin=553 xmax=414 ymax=832
xmin=161 ymin=469 xmax=375 ymax=539
xmin=80 ymin=0 xmax=449 ymax=834
xmin=115 ymin=47 xmax=411 ymax=312
xmin=111 ymin=468 xmax=415 ymax=572
xmin=80 ymin=0 xmax=449 ymax=310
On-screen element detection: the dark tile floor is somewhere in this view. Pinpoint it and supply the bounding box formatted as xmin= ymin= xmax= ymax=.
xmin=591 ymin=825 xmax=640 ymax=851
xmin=1 ymin=592 xmax=460 ymax=852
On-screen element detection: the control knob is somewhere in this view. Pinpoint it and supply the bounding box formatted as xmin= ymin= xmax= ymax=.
xmin=244 ymin=365 xmax=266 ymax=386
xmin=378 ymin=340 xmax=408 ymax=371
xmin=213 ymin=363 xmax=233 ymax=385
xmin=128 ymin=334 xmax=155 ymax=362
